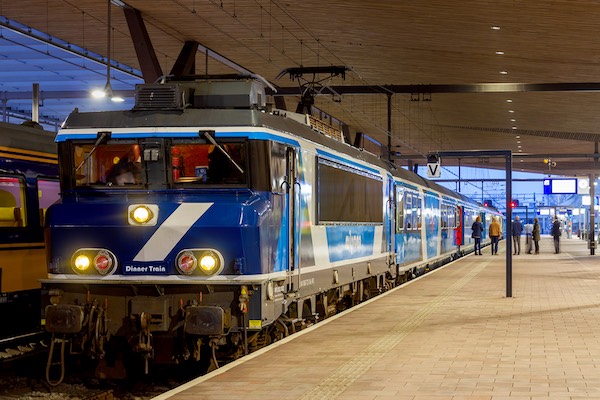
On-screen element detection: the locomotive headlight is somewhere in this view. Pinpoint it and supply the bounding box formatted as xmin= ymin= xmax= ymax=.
xmin=129 ymin=204 xmax=158 ymax=226
xmin=72 ymin=248 xmax=118 ymax=275
xmin=132 ymin=206 xmax=152 ymax=223
xmin=176 ymin=249 xmax=223 ymax=276
xmin=199 ymin=254 xmax=218 ymax=272
xmin=74 ymin=255 xmax=91 ymax=271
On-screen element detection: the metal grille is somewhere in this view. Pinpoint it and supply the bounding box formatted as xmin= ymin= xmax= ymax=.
xmin=134 ymin=84 xmax=183 ymax=110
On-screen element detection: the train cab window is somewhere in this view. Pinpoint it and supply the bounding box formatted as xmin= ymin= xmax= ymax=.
xmin=0 ymin=176 xmax=27 ymax=227
xmin=72 ymin=143 xmax=143 ymax=186
xmin=270 ymin=142 xmax=287 ymax=194
xmin=170 ymin=142 xmax=247 ymax=185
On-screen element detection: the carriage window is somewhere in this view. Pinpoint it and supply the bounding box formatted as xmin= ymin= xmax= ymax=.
xmin=441 ymin=205 xmax=448 ymax=228
xmin=0 ymin=176 xmax=27 ymax=227
xmin=317 ymin=159 xmax=383 ymax=223
xmin=405 ymin=194 xmax=413 ymax=229
xmin=448 ymin=206 xmax=456 ymax=228
xmin=414 ymin=195 xmax=422 ymax=229
xmin=401 ymin=192 xmax=421 ymax=230
xmin=38 ymin=179 xmax=60 ymax=225
xmin=395 ymin=187 xmax=404 ymax=233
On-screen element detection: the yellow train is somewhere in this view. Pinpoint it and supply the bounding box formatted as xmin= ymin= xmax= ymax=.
xmin=0 ymin=121 xmax=58 ymax=339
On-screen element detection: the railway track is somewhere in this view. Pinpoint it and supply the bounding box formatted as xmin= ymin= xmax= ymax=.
xmin=0 ymin=331 xmax=48 ymax=361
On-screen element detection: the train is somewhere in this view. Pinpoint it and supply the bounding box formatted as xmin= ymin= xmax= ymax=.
xmin=41 ymin=75 xmax=503 ymax=381
xmin=0 ymin=121 xmax=59 ymax=340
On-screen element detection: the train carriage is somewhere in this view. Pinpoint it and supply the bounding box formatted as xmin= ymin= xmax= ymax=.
xmin=42 ymin=75 xmax=503 ymax=379
xmin=0 ymin=122 xmax=59 ymax=339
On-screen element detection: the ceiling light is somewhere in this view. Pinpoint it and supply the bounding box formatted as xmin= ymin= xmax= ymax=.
xmin=500 ymin=71 xmax=508 ymax=75
xmin=516 ymin=135 xmax=520 ymax=139
xmin=517 ymin=141 xmax=521 ymax=144
xmin=518 ymin=145 xmax=522 ymax=148
xmin=491 ymin=26 xmax=501 ymax=30
xmin=510 ymin=119 xmax=516 ymax=122
xmin=506 ymin=99 xmax=512 ymax=103
xmin=91 ymin=88 xmax=107 ymax=98
xmin=496 ymin=51 xmax=504 ymax=55
xmin=90 ymin=0 xmax=124 ymax=103
xmin=508 ymin=110 xmax=514 ymax=113
xmin=512 ymin=126 xmax=517 ymax=129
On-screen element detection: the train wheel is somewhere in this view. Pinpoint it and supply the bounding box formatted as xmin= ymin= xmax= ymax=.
xmin=268 ymin=318 xmax=288 ymax=343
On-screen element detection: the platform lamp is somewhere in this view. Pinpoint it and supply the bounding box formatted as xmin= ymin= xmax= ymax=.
xmin=91 ymin=0 xmax=124 ymax=102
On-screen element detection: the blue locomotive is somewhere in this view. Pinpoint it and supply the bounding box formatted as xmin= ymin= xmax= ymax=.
xmin=42 ymin=75 xmax=503 ymax=379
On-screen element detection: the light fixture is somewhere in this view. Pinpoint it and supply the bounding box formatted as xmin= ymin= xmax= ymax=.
xmin=500 ymin=71 xmax=508 ymax=75
xmin=91 ymin=0 xmax=125 ymax=103
xmin=496 ymin=51 xmax=504 ymax=55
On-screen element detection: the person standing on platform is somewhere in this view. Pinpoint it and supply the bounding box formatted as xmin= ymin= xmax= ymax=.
xmin=532 ymin=217 xmax=541 ymax=254
xmin=489 ymin=216 xmax=502 ymax=255
xmin=511 ymin=215 xmax=523 ymax=255
xmin=551 ymin=216 xmax=561 ymax=254
xmin=471 ymin=216 xmax=483 ymax=255
xmin=524 ymin=220 xmax=533 ymax=254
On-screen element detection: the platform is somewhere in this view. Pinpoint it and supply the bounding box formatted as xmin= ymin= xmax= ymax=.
xmin=154 ymin=236 xmax=600 ymax=400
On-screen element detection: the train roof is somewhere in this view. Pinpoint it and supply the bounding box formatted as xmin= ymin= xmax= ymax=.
xmin=0 ymin=121 xmax=56 ymax=154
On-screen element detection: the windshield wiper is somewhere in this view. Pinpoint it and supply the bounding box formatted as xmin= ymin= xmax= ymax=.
xmin=202 ymin=131 xmax=245 ymax=174
xmin=75 ymin=131 xmax=111 ymax=172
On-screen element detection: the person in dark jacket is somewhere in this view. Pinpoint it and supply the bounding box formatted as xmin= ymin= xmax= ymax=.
xmin=532 ymin=217 xmax=541 ymax=254
xmin=511 ymin=215 xmax=523 ymax=255
xmin=471 ymin=216 xmax=483 ymax=255
xmin=551 ymin=217 xmax=561 ymax=254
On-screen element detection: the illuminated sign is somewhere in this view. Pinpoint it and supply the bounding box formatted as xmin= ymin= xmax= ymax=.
xmin=543 ymin=179 xmax=577 ymax=194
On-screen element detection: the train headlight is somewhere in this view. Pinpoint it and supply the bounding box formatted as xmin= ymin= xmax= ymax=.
xmin=128 ymin=204 xmax=158 ymax=226
xmin=74 ymin=255 xmax=91 ymax=272
xmin=176 ymin=251 xmax=197 ymax=275
xmin=72 ymin=249 xmax=118 ymax=275
xmin=176 ymin=249 xmax=224 ymax=276
xmin=199 ymin=253 xmax=217 ymax=272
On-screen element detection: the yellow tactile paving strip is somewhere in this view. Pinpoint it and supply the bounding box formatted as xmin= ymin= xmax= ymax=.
xmin=157 ymin=237 xmax=600 ymax=400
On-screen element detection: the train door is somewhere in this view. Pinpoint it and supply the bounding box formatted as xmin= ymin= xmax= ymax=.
xmin=285 ymin=147 xmax=300 ymax=293
xmin=387 ymin=176 xmax=395 ymax=261
xmin=394 ymin=185 xmax=405 ymax=264
xmin=455 ymin=205 xmax=463 ymax=247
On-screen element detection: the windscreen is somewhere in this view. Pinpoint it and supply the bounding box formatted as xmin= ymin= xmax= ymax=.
xmin=70 ymin=140 xmax=247 ymax=187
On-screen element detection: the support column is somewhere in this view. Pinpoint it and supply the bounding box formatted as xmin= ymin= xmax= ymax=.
xmin=590 ymin=174 xmax=595 ymax=255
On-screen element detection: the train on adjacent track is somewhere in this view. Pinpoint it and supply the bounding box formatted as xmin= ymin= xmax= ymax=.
xmin=0 ymin=122 xmax=59 ymax=340
xmin=41 ymin=75 xmax=503 ymax=381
